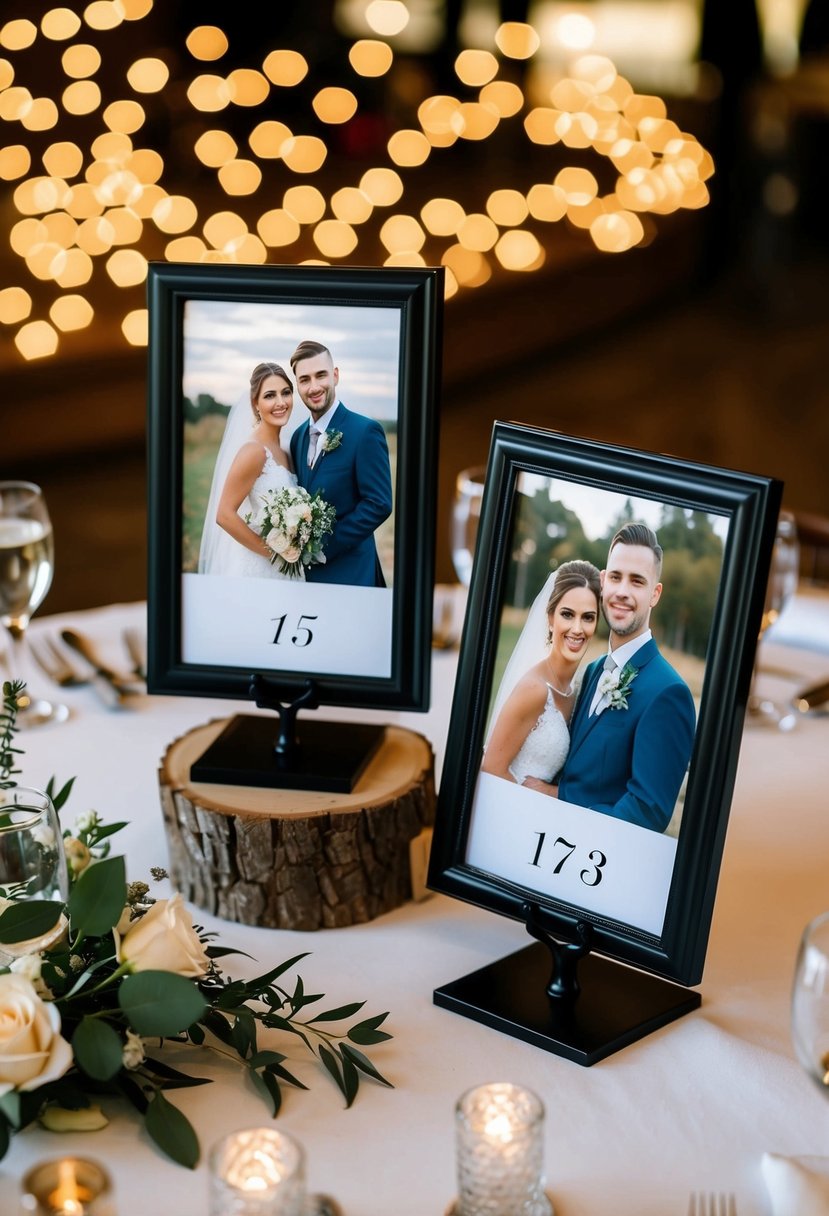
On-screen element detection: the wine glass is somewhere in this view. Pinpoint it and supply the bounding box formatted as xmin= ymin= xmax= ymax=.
xmin=0 ymin=785 xmax=69 ymax=961
xmin=748 ymin=508 xmax=800 ymax=728
xmin=0 ymin=480 xmax=68 ymax=727
xmin=451 ymin=466 xmax=486 ymax=587
xmin=791 ymin=911 xmax=829 ymax=1096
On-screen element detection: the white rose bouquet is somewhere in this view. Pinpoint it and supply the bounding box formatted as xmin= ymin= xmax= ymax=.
xmin=0 ymin=681 xmax=393 ymax=1168
xmin=254 ymin=485 xmax=336 ymax=578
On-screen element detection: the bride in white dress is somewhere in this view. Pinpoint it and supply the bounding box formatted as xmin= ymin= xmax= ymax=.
xmin=199 ymin=362 xmax=300 ymax=579
xmin=481 ymin=560 xmax=601 ymax=791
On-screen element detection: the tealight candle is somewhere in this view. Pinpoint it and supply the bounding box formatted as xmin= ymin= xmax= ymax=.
xmin=208 ymin=1127 xmax=307 ymax=1216
xmin=21 ymin=1157 xmax=114 ymax=1215
xmin=453 ymin=1082 xmax=553 ymax=1216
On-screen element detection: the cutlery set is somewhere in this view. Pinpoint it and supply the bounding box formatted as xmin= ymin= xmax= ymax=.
xmin=30 ymin=627 xmax=146 ymax=709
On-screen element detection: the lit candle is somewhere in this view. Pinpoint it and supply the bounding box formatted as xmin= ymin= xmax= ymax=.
xmin=454 ymin=1082 xmax=552 ymax=1216
xmin=21 ymin=1157 xmax=114 ymax=1215
xmin=208 ymin=1127 xmax=307 ymax=1216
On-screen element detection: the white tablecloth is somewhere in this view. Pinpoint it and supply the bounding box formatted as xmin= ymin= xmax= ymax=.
xmin=2 ymin=599 xmax=829 ymax=1216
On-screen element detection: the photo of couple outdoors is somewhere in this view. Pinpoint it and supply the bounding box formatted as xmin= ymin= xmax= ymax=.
xmin=481 ymin=485 xmax=725 ymax=840
xmin=195 ymin=339 xmax=392 ymax=588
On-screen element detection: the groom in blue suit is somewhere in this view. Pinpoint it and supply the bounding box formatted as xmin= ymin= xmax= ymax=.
xmin=289 ymin=339 xmax=392 ymax=586
xmin=557 ymin=522 xmax=696 ymax=834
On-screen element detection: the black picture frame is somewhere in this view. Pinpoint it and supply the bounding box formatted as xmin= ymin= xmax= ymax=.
xmin=428 ymin=421 xmax=781 ymax=1061
xmin=146 ymin=262 xmax=443 ymax=781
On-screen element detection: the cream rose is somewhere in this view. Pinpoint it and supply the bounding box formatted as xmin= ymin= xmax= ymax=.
xmin=116 ymin=893 xmax=209 ymax=978
xmin=0 ymin=973 xmax=73 ymax=1097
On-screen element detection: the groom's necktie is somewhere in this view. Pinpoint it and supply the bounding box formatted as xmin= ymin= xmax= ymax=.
xmin=307 ymin=427 xmax=321 ymax=468
xmin=590 ymin=653 xmax=617 ymax=717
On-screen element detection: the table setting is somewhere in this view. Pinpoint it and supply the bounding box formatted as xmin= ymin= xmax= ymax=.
xmin=3 ymin=465 xmax=829 ymax=1214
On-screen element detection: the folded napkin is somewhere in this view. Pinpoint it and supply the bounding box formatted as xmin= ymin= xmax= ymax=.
xmin=762 ymin=1152 xmax=829 ymax=1215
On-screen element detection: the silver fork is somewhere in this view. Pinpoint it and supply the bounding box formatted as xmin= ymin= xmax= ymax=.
xmin=688 ymin=1194 xmax=737 ymax=1216
xmin=29 ymin=635 xmax=89 ymax=687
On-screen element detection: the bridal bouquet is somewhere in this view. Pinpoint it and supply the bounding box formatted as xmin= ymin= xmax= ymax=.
xmin=254 ymin=485 xmax=336 ymax=578
xmin=0 ymin=682 xmax=392 ymax=1168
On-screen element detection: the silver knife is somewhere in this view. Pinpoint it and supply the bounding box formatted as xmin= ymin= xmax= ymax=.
xmin=60 ymin=629 xmax=142 ymax=699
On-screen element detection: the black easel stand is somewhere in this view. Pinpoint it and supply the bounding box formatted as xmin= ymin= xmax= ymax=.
xmin=189 ymin=675 xmax=385 ymax=793
xmin=433 ymin=903 xmax=701 ymax=1066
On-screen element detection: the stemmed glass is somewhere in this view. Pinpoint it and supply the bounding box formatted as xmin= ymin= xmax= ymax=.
xmin=0 ymin=785 xmax=69 ymax=961
xmin=0 ymin=480 xmax=68 ymax=727
xmin=748 ymin=508 xmax=800 ymax=728
xmin=791 ymin=911 xmax=829 ymax=1096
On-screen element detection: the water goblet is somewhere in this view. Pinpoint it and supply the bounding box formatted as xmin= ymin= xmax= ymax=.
xmin=0 ymin=480 xmax=68 ymax=727
xmin=0 ymin=785 xmax=69 ymax=961
xmin=451 ymin=466 xmax=486 ymax=588
xmin=791 ymin=910 xmax=829 ymax=1097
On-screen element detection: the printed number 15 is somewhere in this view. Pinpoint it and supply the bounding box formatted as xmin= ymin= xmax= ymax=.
xmin=272 ymin=613 xmax=317 ymax=647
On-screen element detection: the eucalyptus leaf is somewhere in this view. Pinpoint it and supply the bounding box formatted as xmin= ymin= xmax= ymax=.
xmin=45 ymin=775 xmax=75 ymax=812
xmin=72 ymin=1016 xmax=123 ymax=1081
xmin=341 ymin=1042 xmax=394 ymax=1088
xmin=305 ymin=1000 xmax=365 ymax=1024
xmin=318 ymin=1043 xmax=347 ymax=1102
xmin=68 ymin=855 xmax=126 ymax=936
xmin=0 ymin=900 xmax=63 ymax=945
xmin=347 ymin=1011 xmax=392 ymax=1045
xmin=144 ymin=1090 xmax=200 ymax=1169
xmin=339 ymin=1049 xmax=360 ymax=1108
xmin=119 ymin=971 xmax=206 ymax=1036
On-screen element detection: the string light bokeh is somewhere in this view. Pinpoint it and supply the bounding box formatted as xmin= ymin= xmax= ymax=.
xmin=0 ymin=1 xmax=714 ymax=362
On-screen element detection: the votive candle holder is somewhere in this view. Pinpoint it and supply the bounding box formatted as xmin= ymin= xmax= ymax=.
xmin=21 ymin=1156 xmax=115 ymax=1215
xmin=454 ymin=1082 xmax=553 ymax=1216
xmin=208 ymin=1126 xmax=307 ymax=1216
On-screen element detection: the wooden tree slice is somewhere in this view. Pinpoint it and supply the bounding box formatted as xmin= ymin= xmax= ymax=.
xmin=157 ymin=718 xmax=436 ymax=931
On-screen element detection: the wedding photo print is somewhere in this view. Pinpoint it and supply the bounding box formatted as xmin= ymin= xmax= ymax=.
xmin=467 ymin=474 xmax=724 ymax=937
xmin=146 ymin=262 xmax=442 ymax=709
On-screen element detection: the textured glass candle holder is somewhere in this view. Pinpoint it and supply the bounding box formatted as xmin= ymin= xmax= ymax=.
xmin=209 ymin=1127 xmax=307 ymax=1216
xmin=453 ymin=1082 xmax=553 ymax=1216
xmin=21 ymin=1156 xmax=115 ymax=1215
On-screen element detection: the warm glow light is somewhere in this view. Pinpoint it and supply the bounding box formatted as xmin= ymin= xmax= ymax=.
xmin=313 ymin=219 xmax=358 ymax=258
xmin=218 ymin=159 xmax=262 ymax=195
xmin=360 ymin=167 xmax=403 ymax=206
xmin=441 ymin=243 xmax=491 ymax=288
xmin=443 ymin=266 xmax=458 ymax=299
xmin=14 ymin=176 xmax=71 ymax=215
xmin=555 ymin=166 xmax=598 ymax=205
xmin=62 ymin=80 xmax=101 ymax=113
xmin=331 ymin=187 xmax=373 ymax=224
xmin=420 ymin=197 xmax=465 ymax=236
xmin=92 ymin=131 xmax=132 ymax=163
xmin=42 ymin=211 xmax=77 ymax=247
xmin=527 ymin=183 xmax=567 ymax=222
xmin=365 ymin=1 xmax=409 ymax=37
xmin=26 ymin=241 xmax=66 ymax=280
xmin=0 ymin=286 xmax=32 ymax=324
xmin=226 ymin=68 xmax=270 ymax=106
xmin=127 ymin=147 xmax=163 ymax=182
xmin=152 ymin=195 xmax=197 ymax=233
xmin=0 ymin=145 xmax=31 ymax=180
xmin=281 ymin=136 xmax=327 ymax=173
xmin=452 ymin=102 xmax=499 ymax=141
xmin=42 ymin=9 xmax=83 ymax=40
xmin=117 ymin=0 xmax=154 ymax=19
xmin=203 ymin=210 xmax=246 ymax=249
xmin=555 ymin=12 xmax=596 ymax=52
xmin=313 ymin=86 xmax=358 ymax=124
xmin=262 ymin=50 xmax=308 ymax=87
xmin=248 ymin=121 xmax=291 ymax=159
xmin=639 ymin=117 xmax=681 ymax=154
xmin=486 ymin=188 xmax=528 ymax=226
xmin=283 ymin=185 xmax=326 ymax=223
xmin=50 ymin=293 xmax=94 ymax=330
xmin=61 ymin=43 xmax=101 ymax=78
xmin=624 ymin=94 xmax=667 ymax=127
xmin=590 ymin=210 xmax=644 ymax=252
xmin=495 ymin=22 xmax=540 ymax=59
xmin=348 ymin=39 xmax=393 ymax=77
xmin=571 ymin=54 xmax=617 ymax=92
xmin=195 ymin=129 xmax=237 ymax=167
xmin=84 ymin=2 xmax=123 ymax=32
xmin=0 ymin=58 xmax=13 ymax=89
xmin=550 ymin=78 xmax=593 ymax=112
xmin=418 ymin=95 xmax=460 ymax=138
xmin=0 ymin=87 xmax=33 ymax=121
xmin=15 ymin=320 xmax=59 ymax=359
xmin=23 ymin=98 xmax=60 ymax=132
xmin=0 ymin=20 xmax=37 ymax=51
xmin=187 ymin=74 xmax=231 ymax=111
xmin=54 ymin=247 xmax=93 ymax=287
xmin=75 ymin=214 xmax=115 ymax=253
xmin=103 ymin=99 xmax=145 ymax=132
xmin=105 ymin=206 xmax=142 ymax=244
xmin=524 ymin=108 xmax=560 ymax=145
xmin=455 ymin=49 xmax=498 ymax=87
xmin=566 ymin=196 xmax=604 ymax=229
xmin=186 ymin=25 xmax=228 ymax=61
xmin=122 ymin=307 xmax=148 ymax=344
xmin=257 ymin=209 xmax=300 ymax=246
xmin=384 ymin=251 xmax=426 ymax=267
xmin=387 ymin=130 xmax=430 ymax=166
xmin=129 ymin=181 xmax=165 ymax=218
xmin=380 ymin=213 xmax=425 ymax=253
xmin=609 ymin=138 xmax=654 ymax=174
xmin=11 ymin=218 xmax=47 ymax=256
xmin=94 ymin=168 xmax=142 ymax=206
xmin=480 ymin=80 xmax=523 ymax=117
xmin=127 ymin=57 xmax=169 ymax=93
xmin=165 ymin=235 xmax=206 ymax=261
xmin=64 ymin=182 xmax=104 ymax=217
xmin=495 ymin=228 xmax=542 ymax=270
xmin=555 ymin=111 xmax=598 ymax=148
xmin=42 ymin=141 xmax=84 ymax=178
xmin=106 ymin=247 xmax=147 ymax=285
xmin=457 ymin=213 xmax=499 ymax=252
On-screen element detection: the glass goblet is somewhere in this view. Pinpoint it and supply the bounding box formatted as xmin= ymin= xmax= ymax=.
xmin=0 ymin=785 xmax=69 ymax=962
xmin=791 ymin=910 xmax=829 ymax=1096
xmin=0 ymin=480 xmax=68 ymax=727
xmin=451 ymin=466 xmax=486 ymax=588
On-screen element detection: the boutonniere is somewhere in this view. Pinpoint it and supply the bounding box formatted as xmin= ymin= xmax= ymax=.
xmin=320 ymin=429 xmax=343 ymax=454
xmin=598 ymin=663 xmax=638 ymax=710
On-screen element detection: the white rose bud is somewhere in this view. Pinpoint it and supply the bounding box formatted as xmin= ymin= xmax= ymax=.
xmin=63 ymin=836 xmax=91 ymax=877
xmin=0 ymin=973 xmax=73 ymax=1097
xmin=122 ymin=1029 xmax=145 ymax=1070
xmin=116 ymin=893 xmax=210 ymax=978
